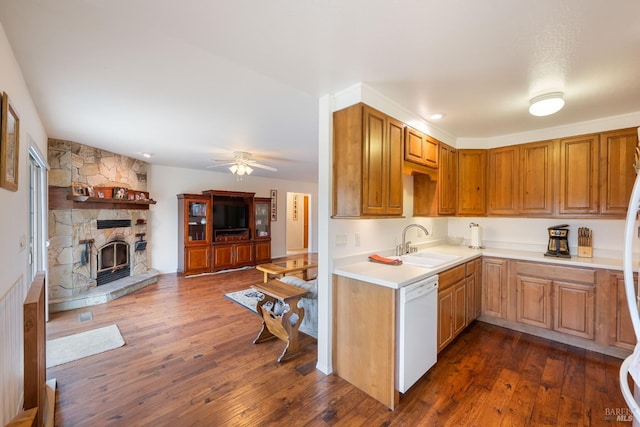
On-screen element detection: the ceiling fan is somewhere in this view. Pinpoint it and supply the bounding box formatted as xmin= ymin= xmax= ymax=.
xmin=207 ymin=151 xmax=278 ymax=176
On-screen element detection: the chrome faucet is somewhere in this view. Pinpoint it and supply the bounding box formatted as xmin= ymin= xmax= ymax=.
xmin=399 ymin=224 xmax=430 ymax=255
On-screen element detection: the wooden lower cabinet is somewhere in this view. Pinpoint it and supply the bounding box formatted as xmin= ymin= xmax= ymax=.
xmin=437 ymin=286 xmax=454 ymax=352
xmin=212 ymin=242 xmax=254 ymax=270
xmin=516 ymin=274 xmax=552 ymax=329
xmin=482 ymin=257 xmax=508 ymax=319
xmin=184 ymin=245 xmax=211 ymax=274
xmin=254 ymin=240 xmax=271 ymax=264
xmin=610 ymin=273 xmax=637 ymax=350
xmin=553 ymin=280 xmax=595 ymax=340
xmin=438 ymin=259 xmax=480 ymax=353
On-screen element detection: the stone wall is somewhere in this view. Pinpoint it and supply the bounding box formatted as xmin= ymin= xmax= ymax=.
xmin=48 ymin=139 xmax=151 ymax=301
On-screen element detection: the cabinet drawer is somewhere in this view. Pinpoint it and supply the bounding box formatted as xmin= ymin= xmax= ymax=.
xmin=516 ymin=261 xmax=595 ymax=284
xmin=466 ymin=260 xmax=476 ymax=277
xmin=439 ymin=264 xmax=466 ymax=290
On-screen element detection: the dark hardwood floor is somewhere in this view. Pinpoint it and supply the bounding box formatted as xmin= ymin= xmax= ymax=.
xmin=47 ymin=255 xmax=632 ymax=426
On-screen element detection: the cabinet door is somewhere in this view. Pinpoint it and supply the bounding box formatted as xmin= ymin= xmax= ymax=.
xmin=453 ymin=279 xmax=467 ymax=336
xmin=254 ymin=240 xmax=271 ymax=264
xmin=559 ymin=134 xmax=599 ymax=215
xmin=520 ymin=140 xmax=555 ymax=215
xmin=235 ymin=242 xmax=255 ymax=265
xmin=553 ymin=280 xmax=595 ymax=339
xmin=185 ymin=199 xmax=211 ymax=245
xmin=254 ymin=198 xmax=271 ymax=239
xmin=474 ymin=258 xmax=483 ymax=319
xmin=438 ymin=143 xmax=457 ymax=215
xmin=458 ymin=149 xmax=487 ymax=216
xmin=488 ymin=145 xmax=519 ymax=215
xmin=405 ymin=126 xmax=427 ymax=165
xmin=213 ymin=244 xmax=235 ymax=270
xmin=404 ymin=126 xmax=438 ymax=168
xmin=362 ymin=106 xmax=403 ymax=216
xmin=610 ymin=273 xmax=636 ymax=350
xmin=600 ymin=128 xmax=638 ymax=216
xmin=438 ymin=286 xmax=454 ymax=353
xmin=362 ymin=106 xmax=386 ymax=215
xmin=466 ymin=273 xmax=475 ymax=325
xmin=386 ymin=117 xmax=404 ymax=215
xmin=482 ymin=258 xmax=508 ymax=319
xmin=185 ymin=245 xmax=211 ymax=275
xmin=516 ymin=275 xmax=552 ymax=329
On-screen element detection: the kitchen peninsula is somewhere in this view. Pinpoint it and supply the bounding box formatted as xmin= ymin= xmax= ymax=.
xmin=332 ymin=243 xmax=635 ymax=409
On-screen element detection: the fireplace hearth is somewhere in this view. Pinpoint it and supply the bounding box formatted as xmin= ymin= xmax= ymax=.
xmin=97 ymin=240 xmax=130 ymax=286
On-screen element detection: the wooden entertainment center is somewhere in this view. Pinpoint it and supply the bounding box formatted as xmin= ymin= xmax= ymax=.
xmin=177 ymin=190 xmax=272 ymax=276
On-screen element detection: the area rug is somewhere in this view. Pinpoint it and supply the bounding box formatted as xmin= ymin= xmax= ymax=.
xmin=224 ymin=289 xmax=264 ymax=315
xmin=46 ymin=324 xmax=125 ymax=368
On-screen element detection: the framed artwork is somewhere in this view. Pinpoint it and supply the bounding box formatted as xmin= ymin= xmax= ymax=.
xmin=293 ymin=194 xmax=299 ymax=221
xmin=270 ymin=189 xmax=277 ymax=221
xmin=112 ymin=187 xmax=128 ymax=199
xmin=72 ymin=183 xmax=88 ymax=196
xmin=1 ymin=92 xmax=20 ymax=191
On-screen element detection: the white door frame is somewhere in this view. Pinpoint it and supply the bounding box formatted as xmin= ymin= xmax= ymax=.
xmin=28 ymin=141 xmax=49 ymax=317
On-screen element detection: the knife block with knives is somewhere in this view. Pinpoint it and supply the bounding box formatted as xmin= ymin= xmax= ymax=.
xmin=578 ymin=227 xmax=593 ymax=258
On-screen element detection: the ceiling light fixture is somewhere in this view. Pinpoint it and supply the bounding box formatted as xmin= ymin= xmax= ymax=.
xmin=429 ymin=113 xmax=444 ymax=120
xmin=528 ymin=92 xmax=565 ymax=117
xmin=141 ymin=152 xmax=154 ymax=158
xmin=229 ymin=163 xmax=253 ymax=176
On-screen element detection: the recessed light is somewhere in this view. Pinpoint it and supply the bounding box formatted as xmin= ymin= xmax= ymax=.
xmin=429 ymin=113 xmax=444 ymax=120
xmin=141 ymin=152 xmax=154 ymax=158
xmin=529 ymin=92 xmax=565 ymax=116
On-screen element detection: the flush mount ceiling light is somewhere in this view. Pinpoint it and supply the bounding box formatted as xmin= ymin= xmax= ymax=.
xmin=529 ymin=92 xmax=565 ymax=117
xmin=429 ymin=113 xmax=444 ymax=121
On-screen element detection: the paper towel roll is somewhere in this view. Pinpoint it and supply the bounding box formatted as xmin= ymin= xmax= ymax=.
xmin=470 ymin=225 xmax=482 ymax=248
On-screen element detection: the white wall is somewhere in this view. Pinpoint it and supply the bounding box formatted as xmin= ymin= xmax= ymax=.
xmin=0 ymin=21 xmax=48 ymax=425
xmin=147 ymin=164 xmax=318 ymax=274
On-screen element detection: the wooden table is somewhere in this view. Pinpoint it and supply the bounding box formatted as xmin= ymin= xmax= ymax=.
xmin=256 ymin=259 xmax=318 ymax=283
xmin=252 ymin=279 xmax=309 ymax=362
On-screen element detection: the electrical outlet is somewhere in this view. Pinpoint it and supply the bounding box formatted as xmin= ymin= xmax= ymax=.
xmin=354 ymin=233 xmax=361 ymax=247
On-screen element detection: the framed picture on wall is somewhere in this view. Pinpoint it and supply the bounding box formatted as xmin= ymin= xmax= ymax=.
xmin=270 ymin=189 xmax=277 ymax=221
xmin=293 ymin=194 xmax=299 ymax=221
xmin=0 ymin=92 xmax=20 ymax=192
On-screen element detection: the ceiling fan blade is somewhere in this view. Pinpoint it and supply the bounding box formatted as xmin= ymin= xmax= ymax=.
xmin=206 ymin=162 xmax=235 ymax=169
xmin=250 ymin=162 xmax=278 ymax=172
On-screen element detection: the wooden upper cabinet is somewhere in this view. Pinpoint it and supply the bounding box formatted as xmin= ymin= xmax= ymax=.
xmin=438 ymin=143 xmax=457 ymax=215
xmin=520 ymin=140 xmax=555 ymax=215
xmin=599 ymin=127 xmax=638 ymax=216
xmin=404 ymin=126 xmax=438 ymax=168
xmin=333 ymin=103 xmax=403 ymax=217
xmin=488 ymin=145 xmax=519 ymax=215
xmin=559 ymin=134 xmax=599 ymax=215
xmin=457 ymin=149 xmax=487 ymax=216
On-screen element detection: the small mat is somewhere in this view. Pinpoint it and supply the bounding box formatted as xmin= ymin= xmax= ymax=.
xmin=224 ymin=289 xmax=264 ymax=315
xmin=47 ymin=324 xmax=125 ymax=368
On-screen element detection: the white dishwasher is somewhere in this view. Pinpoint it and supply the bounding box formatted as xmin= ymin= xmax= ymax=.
xmin=396 ymin=274 xmax=438 ymax=393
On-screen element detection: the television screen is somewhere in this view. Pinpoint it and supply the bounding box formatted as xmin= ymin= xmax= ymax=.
xmin=213 ymin=203 xmax=248 ymax=229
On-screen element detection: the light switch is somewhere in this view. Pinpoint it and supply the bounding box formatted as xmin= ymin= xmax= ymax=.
xmin=19 ymin=234 xmax=27 ymax=249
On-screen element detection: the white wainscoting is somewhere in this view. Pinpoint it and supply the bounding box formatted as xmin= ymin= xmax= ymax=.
xmin=1 ymin=276 xmax=25 ymax=425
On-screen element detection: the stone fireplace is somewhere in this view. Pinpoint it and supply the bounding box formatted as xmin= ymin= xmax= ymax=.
xmin=48 ymin=139 xmax=158 ymax=311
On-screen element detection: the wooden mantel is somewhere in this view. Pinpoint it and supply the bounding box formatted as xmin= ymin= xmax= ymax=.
xmin=49 ymin=186 xmax=157 ymax=210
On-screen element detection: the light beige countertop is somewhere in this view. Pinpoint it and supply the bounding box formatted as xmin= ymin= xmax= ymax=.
xmin=332 ymin=244 xmax=628 ymax=289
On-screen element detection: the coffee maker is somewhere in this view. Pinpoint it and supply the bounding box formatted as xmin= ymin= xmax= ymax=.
xmin=545 ymin=224 xmax=571 ymax=258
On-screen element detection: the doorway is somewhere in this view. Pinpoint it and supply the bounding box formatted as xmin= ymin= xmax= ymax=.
xmin=28 ymin=143 xmax=48 ymax=313
xmin=286 ymin=192 xmax=310 ymax=255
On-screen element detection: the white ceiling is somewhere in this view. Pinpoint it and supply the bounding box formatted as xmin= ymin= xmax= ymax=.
xmin=1 ymin=0 xmax=640 ymax=183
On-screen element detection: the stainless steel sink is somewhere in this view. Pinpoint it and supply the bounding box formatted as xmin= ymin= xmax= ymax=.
xmin=396 ymin=251 xmax=460 ymax=268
